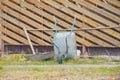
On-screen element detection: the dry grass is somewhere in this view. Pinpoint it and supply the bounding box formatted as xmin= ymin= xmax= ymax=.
xmin=0 ymin=54 xmax=120 ymax=65
xmin=0 ymin=67 xmax=119 ymax=80
xmin=0 ymin=54 xmax=120 ymax=80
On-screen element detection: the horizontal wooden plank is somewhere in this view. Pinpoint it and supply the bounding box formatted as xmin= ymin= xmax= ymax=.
xmin=26 ymin=26 xmax=120 ymax=31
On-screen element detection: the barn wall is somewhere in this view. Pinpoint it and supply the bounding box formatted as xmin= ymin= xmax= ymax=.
xmin=0 ymin=0 xmax=120 ymax=48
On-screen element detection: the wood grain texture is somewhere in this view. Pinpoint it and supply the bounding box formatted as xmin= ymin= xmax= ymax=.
xmin=0 ymin=0 xmax=119 ymax=47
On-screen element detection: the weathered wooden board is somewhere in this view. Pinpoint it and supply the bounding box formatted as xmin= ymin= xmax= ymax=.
xmin=0 ymin=0 xmax=120 ymax=47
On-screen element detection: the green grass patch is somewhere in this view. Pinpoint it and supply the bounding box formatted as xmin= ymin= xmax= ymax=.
xmin=64 ymin=57 xmax=110 ymax=64
xmin=0 ymin=54 xmax=119 ymax=65
xmin=0 ymin=65 xmax=5 ymax=77
xmin=0 ymin=66 xmax=3 ymax=70
xmin=112 ymin=60 xmax=120 ymax=62
xmin=0 ymin=53 xmax=119 ymax=80
xmin=3 ymin=66 xmax=120 ymax=75
xmin=0 ymin=65 xmax=119 ymax=80
xmin=30 ymin=66 xmax=120 ymax=74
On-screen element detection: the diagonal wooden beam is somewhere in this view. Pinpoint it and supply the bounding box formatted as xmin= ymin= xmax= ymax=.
xmin=0 ymin=26 xmax=29 ymax=44
xmin=13 ymin=0 xmax=113 ymax=47
xmin=1 ymin=5 xmax=52 ymax=45
xmin=0 ymin=34 xmax=20 ymax=45
xmin=5 ymin=0 xmax=94 ymax=46
xmin=89 ymin=0 xmax=120 ymax=16
xmin=1 ymin=20 xmax=37 ymax=45
xmin=106 ymin=0 xmax=120 ymax=7
xmin=0 ymin=13 xmax=50 ymax=45
xmin=26 ymin=0 xmax=120 ymax=47
xmin=74 ymin=0 xmax=120 ymax=24
xmin=55 ymin=0 xmax=120 ymax=31
xmin=42 ymin=0 xmax=120 ymax=40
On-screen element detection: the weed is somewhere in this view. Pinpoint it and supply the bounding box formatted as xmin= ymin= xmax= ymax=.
xmin=112 ymin=60 xmax=120 ymax=62
xmin=0 ymin=66 xmax=3 ymax=70
xmin=0 ymin=54 xmax=119 ymax=65
xmin=91 ymin=57 xmax=97 ymax=64
xmin=0 ymin=65 xmax=119 ymax=80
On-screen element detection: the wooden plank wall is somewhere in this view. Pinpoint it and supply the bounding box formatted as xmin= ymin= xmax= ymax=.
xmin=0 ymin=0 xmax=120 ymax=47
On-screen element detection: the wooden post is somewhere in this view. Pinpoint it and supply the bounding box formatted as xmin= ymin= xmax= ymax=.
xmin=0 ymin=1 xmax=4 ymax=55
xmin=23 ymin=27 xmax=36 ymax=55
xmin=82 ymin=30 xmax=87 ymax=57
xmin=81 ymin=3 xmax=87 ymax=57
xmin=1 ymin=40 xmax=5 ymax=55
xmin=81 ymin=24 xmax=87 ymax=57
xmin=21 ymin=0 xmax=36 ymax=54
